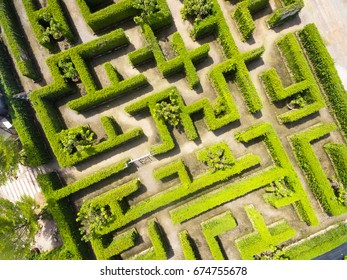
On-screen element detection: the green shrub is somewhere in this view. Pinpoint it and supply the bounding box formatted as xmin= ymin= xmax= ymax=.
xmin=0 ymin=0 xmax=40 ymax=80
xmin=154 ymin=91 xmax=182 ymax=128
xmin=267 ymin=0 xmax=304 ymax=28
xmin=299 ymin=23 xmax=347 ymax=138
xmin=232 ymin=2 xmax=255 ymax=42
xmin=60 ymin=126 xmax=95 ymax=155
xmin=181 ymin=0 xmax=213 ymax=23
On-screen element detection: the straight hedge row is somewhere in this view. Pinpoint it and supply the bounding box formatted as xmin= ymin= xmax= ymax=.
xmin=37 ymin=173 xmax=91 ymax=259
xmin=22 ymin=0 xmax=76 ymax=51
xmin=0 ymin=0 xmax=40 ymax=80
xmin=0 ymin=40 xmax=50 ymax=166
xmin=324 ymin=143 xmax=347 ymax=190
xmin=76 ymin=0 xmax=172 ymax=32
xmin=290 ymin=123 xmax=347 ymax=216
xmin=30 ymin=30 xmax=144 ymax=167
xmin=284 ymin=222 xmax=347 ymax=260
xmin=179 ymin=230 xmax=199 ymax=260
xmin=298 ymin=23 xmax=347 ymax=138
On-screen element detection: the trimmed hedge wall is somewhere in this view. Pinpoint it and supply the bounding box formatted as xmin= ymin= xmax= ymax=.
xmin=22 ymin=0 xmax=76 ymax=51
xmin=298 ymin=23 xmax=347 ymax=138
xmin=132 ymin=219 xmax=168 ymax=260
xmin=76 ymin=0 xmax=172 ymax=32
xmin=267 ymin=0 xmax=304 ymax=28
xmin=171 ymin=122 xmax=318 ymax=226
xmin=37 ymin=173 xmax=91 ymax=259
xmin=290 ymin=123 xmax=347 ymax=215
xmin=201 ymin=211 xmax=237 ymax=260
xmin=235 ymin=204 xmax=296 ymax=260
xmin=260 ymin=32 xmax=325 ymax=124
xmin=324 ymin=143 xmax=347 ymax=189
xmin=179 ymin=230 xmax=199 ymax=260
xmin=190 ymin=0 xmax=263 ymax=113
xmin=0 ymin=0 xmax=40 ymax=80
xmin=0 ymin=40 xmax=50 ymax=167
xmin=232 ymin=1 xmax=255 ymax=42
xmin=284 ymin=223 xmax=347 ymax=260
xmin=29 ymin=29 xmax=145 ymax=167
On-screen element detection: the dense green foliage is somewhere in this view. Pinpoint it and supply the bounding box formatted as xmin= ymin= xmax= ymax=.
xmin=154 ymin=91 xmax=182 ymax=127
xmin=181 ymin=0 xmax=213 ymax=22
xmin=22 ymin=0 xmax=76 ymax=51
xmin=0 ymin=196 xmax=39 ymax=259
xmin=0 ymin=40 xmax=50 ymax=167
xmin=179 ymin=230 xmax=199 ymax=260
xmin=0 ymin=135 xmax=20 ymax=185
xmin=60 ymin=127 xmax=95 ymax=155
xmin=299 ymin=23 xmax=347 ymax=138
xmin=0 ymin=0 xmax=39 ymax=80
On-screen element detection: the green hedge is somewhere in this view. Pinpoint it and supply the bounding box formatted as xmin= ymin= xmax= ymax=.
xmin=0 ymin=40 xmax=50 ymax=167
xmin=260 ymin=32 xmax=325 ymax=123
xmin=290 ymin=123 xmax=347 ymax=215
xmin=22 ymin=0 xmax=76 ymax=51
xmin=128 ymin=46 xmax=154 ymax=66
xmin=132 ymin=219 xmax=168 ymax=260
xmin=235 ymin=204 xmax=296 ymax=260
xmin=29 ymin=30 xmax=145 ymax=167
xmin=284 ymin=223 xmax=347 ymax=260
xmin=201 ymin=211 xmax=237 ymax=260
xmin=299 ymin=23 xmax=347 ymax=138
xmin=179 ymin=230 xmax=199 ymax=260
xmin=324 ymin=143 xmax=347 ymax=189
xmin=267 ymin=0 xmax=304 ymax=28
xmin=37 ymin=173 xmax=91 ymax=259
xmin=76 ymin=0 xmax=172 ymax=32
xmin=171 ymin=123 xmax=318 ymax=226
xmin=232 ymin=2 xmax=255 ymax=42
xmin=0 ymin=0 xmax=40 ymax=80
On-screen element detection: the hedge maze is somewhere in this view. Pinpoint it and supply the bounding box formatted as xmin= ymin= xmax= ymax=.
xmin=1 ymin=0 xmax=347 ymax=260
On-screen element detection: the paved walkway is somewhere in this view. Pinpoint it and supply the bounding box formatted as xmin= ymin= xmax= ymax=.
xmin=0 ymin=164 xmax=46 ymax=202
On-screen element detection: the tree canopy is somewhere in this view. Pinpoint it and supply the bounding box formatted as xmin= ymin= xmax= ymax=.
xmin=0 ymin=196 xmax=39 ymax=259
xmin=0 ymin=135 xmax=20 ymax=185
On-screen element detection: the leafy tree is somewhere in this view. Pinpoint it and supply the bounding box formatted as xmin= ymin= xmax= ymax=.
xmin=0 ymin=196 xmax=39 ymax=259
xmin=58 ymin=57 xmax=79 ymax=82
xmin=203 ymin=146 xmax=234 ymax=172
xmin=0 ymin=135 xmax=20 ymax=185
xmin=39 ymin=12 xmax=63 ymax=43
xmin=76 ymin=202 xmax=114 ymax=242
xmin=154 ymin=92 xmax=182 ymax=128
xmin=133 ymin=0 xmax=159 ymax=23
xmin=181 ymin=0 xmax=213 ymax=22
xmin=60 ymin=127 xmax=95 ymax=155
xmin=288 ymin=94 xmax=306 ymax=109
